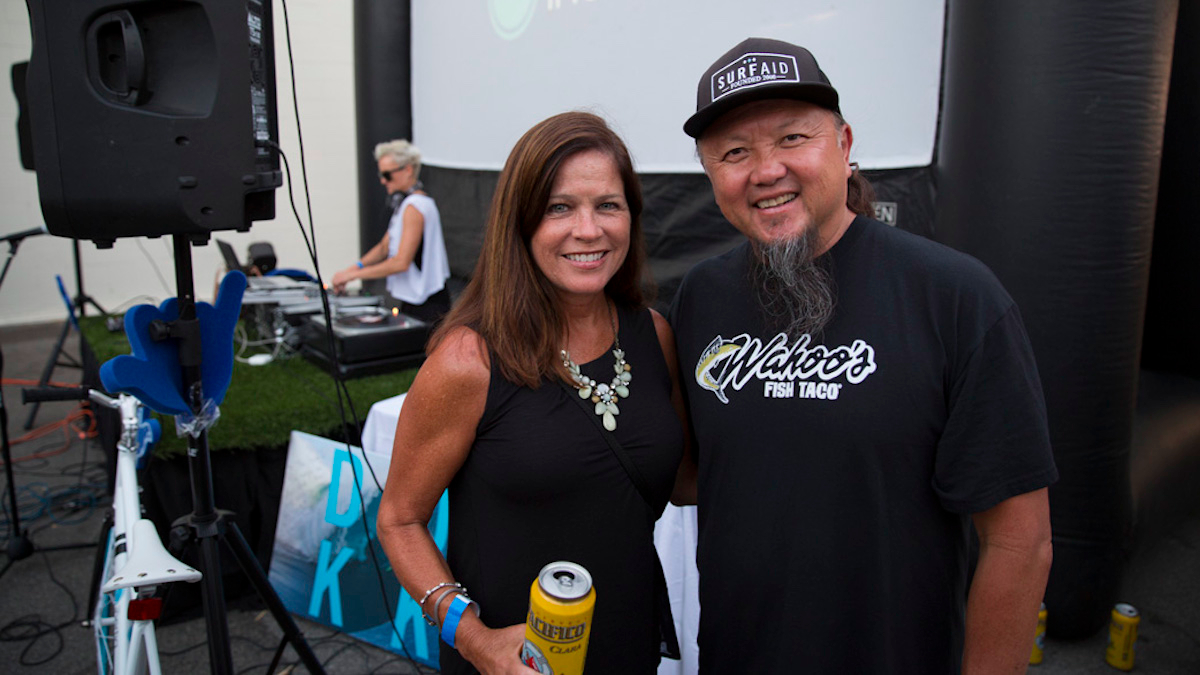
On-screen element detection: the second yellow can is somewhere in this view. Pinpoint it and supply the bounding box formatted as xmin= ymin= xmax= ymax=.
xmin=1030 ymin=602 xmax=1048 ymax=665
xmin=1104 ymin=603 xmax=1139 ymax=671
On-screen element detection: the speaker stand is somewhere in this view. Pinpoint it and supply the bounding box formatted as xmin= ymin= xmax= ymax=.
xmin=155 ymin=236 xmax=325 ymax=675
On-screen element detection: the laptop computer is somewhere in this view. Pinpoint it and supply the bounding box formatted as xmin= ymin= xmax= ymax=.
xmin=216 ymin=239 xmax=308 ymax=292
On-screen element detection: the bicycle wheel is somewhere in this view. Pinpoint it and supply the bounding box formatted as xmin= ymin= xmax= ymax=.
xmin=93 ymin=526 xmax=118 ymax=674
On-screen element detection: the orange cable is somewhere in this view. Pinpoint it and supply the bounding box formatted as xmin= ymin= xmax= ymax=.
xmin=0 ymin=404 xmax=95 ymax=466
xmin=1 ymin=377 xmax=84 ymax=389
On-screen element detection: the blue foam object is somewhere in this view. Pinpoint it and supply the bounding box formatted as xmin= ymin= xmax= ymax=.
xmin=100 ymin=271 xmax=247 ymax=416
xmin=265 ymin=268 xmax=317 ymax=282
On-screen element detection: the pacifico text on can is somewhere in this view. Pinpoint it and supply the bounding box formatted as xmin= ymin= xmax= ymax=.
xmin=521 ymin=561 xmax=595 ymax=675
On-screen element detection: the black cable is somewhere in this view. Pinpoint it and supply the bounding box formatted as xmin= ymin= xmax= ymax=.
xmin=0 ymin=551 xmax=80 ymax=666
xmin=157 ymin=637 xmax=212 ymax=658
xmin=229 ymin=632 xmax=289 ymax=653
xmin=256 ymin=0 xmax=425 ymax=666
xmin=369 ymin=654 xmax=436 ymax=675
xmin=277 ymin=0 xmax=318 ymax=268
xmin=234 ymin=634 xmax=383 ymax=675
xmin=272 ymin=356 xmax=343 ymax=409
xmin=53 ymin=459 xmax=107 ymax=486
xmin=318 ymin=637 xmax=372 ymax=670
xmin=294 ymin=623 xmax=343 ymax=642
xmin=40 ymin=549 xmax=78 ymax=626
xmin=0 ymin=482 xmax=11 ymax=542
xmin=0 ymin=435 xmax=102 ymax=540
xmin=135 ymin=238 xmax=175 ymax=296
xmin=1 ymin=480 xmax=99 ymax=535
xmin=236 ymin=661 xmax=273 ymax=675
xmin=268 ymin=137 xmax=421 ymax=670
xmin=259 ymin=139 xmax=384 ymax=493
xmin=268 ymin=0 xmax=385 ymax=492
xmin=0 ymin=614 xmax=64 ymax=667
xmin=157 ymin=631 xmax=280 ymax=660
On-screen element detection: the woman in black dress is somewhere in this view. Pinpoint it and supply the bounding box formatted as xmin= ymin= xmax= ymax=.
xmin=377 ymin=112 xmax=692 ymax=674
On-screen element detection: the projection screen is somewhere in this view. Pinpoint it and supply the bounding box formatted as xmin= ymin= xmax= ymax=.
xmin=412 ymin=0 xmax=944 ymax=173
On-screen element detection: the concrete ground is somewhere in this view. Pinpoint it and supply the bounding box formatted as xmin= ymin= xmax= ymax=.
xmin=2 ymin=319 xmax=1198 ymax=673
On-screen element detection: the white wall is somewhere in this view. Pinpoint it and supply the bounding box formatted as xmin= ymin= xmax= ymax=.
xmin=0 ymin=0 xmax=359 ymax=327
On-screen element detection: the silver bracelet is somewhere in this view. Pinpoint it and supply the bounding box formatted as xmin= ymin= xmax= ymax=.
xmin=427 ymin=587 xmax=465 ymax=627
xmin=418 ymin=581 xmax=462 ymax=609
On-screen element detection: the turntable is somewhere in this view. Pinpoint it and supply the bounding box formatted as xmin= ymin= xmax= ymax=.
xmin=302 ymin=305 xmax=430 ymax=378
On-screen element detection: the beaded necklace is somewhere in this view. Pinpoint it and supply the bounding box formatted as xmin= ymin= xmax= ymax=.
xmin=560 ymin=302 xmax=631 ymax=432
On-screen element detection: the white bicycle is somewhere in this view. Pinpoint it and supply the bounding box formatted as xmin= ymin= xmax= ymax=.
xmin=23 ymin=385 xmax=202 ymax=675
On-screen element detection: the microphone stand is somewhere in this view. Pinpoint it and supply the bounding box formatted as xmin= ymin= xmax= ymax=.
xmin=0 ymin=226 xmax=43 ymax=288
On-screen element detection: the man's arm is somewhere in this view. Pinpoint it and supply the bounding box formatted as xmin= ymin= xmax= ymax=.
xmin=964 ymin=487 xmax=1053 ymax=674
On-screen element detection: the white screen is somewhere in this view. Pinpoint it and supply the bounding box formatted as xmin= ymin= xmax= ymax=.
xmin=413 ymin=0 xmax=943 ymax=172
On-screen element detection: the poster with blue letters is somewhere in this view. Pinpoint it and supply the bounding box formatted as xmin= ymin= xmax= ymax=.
xmin=269 ymin=430 xmax=447 ymax=668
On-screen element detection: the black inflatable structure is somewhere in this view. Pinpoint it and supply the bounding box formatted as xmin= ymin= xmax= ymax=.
xmin=937 ymin=0 xmax=1181 ymax=637
xmin=353 ymin=1 xmax=412 ymax=246
xmin=354 ymin=0 xmax=1200 ymax=640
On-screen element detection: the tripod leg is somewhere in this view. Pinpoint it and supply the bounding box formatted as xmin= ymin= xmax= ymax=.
xmin=23 ymin=319 xmax=71 ymax=429
xmin=223 ymin=520 xmax=327 ymax=674
xmin=195 ymin=525 xmax=235 ymax=675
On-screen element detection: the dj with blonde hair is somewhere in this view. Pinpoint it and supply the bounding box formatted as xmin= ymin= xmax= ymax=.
xmin=331 ymin=139 xmax=450 ymax=322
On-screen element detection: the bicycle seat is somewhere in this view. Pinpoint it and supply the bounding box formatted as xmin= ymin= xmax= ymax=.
xmin=103 ymin=519 xmax=201 ymax=592
xmin=100 ymin=271 xmax=246 ymax=416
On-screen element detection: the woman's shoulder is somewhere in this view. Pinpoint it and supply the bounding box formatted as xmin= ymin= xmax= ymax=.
xmin=403 ymin=191 xmax=438 ymax=211
xmin=424 ymin=325 xmax=490 ymax=390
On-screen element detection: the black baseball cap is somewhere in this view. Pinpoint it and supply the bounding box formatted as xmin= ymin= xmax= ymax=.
xmin=683 ymin=37 xmax=840 ymax=139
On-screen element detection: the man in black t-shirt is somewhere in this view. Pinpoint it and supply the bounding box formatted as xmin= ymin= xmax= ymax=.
xmin=669 ymin=38 xmax=1057 ymax=674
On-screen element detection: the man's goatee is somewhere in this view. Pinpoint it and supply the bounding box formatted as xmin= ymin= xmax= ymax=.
xmin=750 ymin=229 xmax=836 ymax=340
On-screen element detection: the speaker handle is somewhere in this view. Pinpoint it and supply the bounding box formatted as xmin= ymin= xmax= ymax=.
xmin=85 ymin=10 xmax=147 ymax=106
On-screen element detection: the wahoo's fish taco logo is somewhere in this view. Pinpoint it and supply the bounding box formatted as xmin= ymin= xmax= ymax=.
xmin=695 ymin=332 xmax=877 ymax=404
xmin=711 ymin=52 xmax=800 ymax=101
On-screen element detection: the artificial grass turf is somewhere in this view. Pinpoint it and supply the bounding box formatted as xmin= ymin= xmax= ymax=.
xmin=79 ymin=316 xmax=417 ymax=457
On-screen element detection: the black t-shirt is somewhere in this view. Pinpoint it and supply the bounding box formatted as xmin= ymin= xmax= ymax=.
xmin=669 ymin=216 xmax=1057 ymax=674
xmin=442 ymin=305 xmax=683 ymax=674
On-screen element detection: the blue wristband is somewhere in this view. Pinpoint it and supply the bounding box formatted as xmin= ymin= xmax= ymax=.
xmin=440 ymin=594 xmax=474 ymax=648
xmin=355 ymin=260 xmax=364 ymax=269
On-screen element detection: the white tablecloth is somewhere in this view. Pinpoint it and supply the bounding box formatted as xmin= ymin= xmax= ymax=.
xmin=362 ymin=393 xmax=700 ymax=674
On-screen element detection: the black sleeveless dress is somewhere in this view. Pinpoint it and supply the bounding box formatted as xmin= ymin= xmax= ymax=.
xmin=440 ymin=305 xmax=683 ymax=674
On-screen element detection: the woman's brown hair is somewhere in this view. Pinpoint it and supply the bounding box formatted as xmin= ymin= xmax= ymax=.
xmin=429 ymin=111 xmax=648 ymax=388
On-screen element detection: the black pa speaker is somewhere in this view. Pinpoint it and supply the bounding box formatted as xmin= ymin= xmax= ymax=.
xmin=22 ymin=0 xmax=281 ymax=247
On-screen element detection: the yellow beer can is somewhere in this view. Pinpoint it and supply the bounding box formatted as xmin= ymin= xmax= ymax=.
xmin=1030 ymin=602 xmax=1048 ymax=665
xmin=1105 ymin=603 xmax=1139 ymax=671
xmin=521 ymin=561 xmax=595 ymax=675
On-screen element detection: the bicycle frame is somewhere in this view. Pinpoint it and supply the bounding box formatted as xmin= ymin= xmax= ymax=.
xmin=88 ymin=392 xmax=201 ymax=675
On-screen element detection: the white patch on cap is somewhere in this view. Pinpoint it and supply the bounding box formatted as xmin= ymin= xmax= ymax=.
xmin=710 ymin=52 xmax=801 ymax=102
